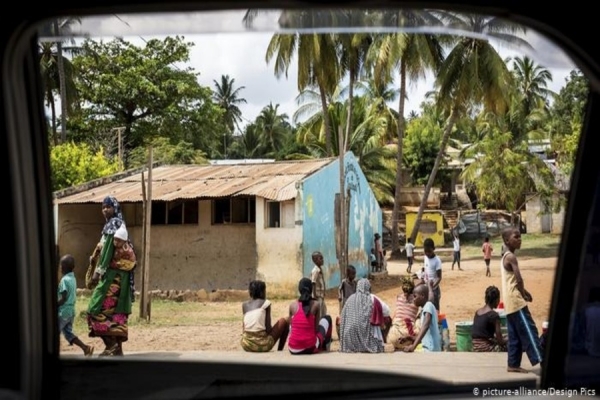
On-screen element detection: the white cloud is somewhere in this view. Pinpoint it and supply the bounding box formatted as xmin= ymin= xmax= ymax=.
xmin=187 ymin=32 xmax=299 ymax=127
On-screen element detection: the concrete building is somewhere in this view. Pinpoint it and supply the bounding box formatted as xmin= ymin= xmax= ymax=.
xmin=53 ymin=152 xmax=382 ymax=294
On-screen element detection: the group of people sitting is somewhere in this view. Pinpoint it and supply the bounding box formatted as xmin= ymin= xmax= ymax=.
xmin=240 ymin=278 xmax=332 ymax=354
xmin=240 ymin=264 xmax=445 ymax=354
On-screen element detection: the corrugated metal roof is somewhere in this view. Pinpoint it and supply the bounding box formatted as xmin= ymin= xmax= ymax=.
xmin=54 ymin=158 xmax=336 ymax=204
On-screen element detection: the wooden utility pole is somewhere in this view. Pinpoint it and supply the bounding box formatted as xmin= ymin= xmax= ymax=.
xmin=112 ymin=127 xmax=126 ymax=171
xmin=338 ymin=126 xmax=348 ymax=280
xmin=139 ymin=146 xmax=153 ymax=321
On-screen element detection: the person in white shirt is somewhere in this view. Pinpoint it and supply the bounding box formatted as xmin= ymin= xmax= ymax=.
xmin=423 ymin=238 xmax=443 ymax=311
xmin=404 ymin=238 xmax=416 ymax=273
xmin=451 ymin=231 xmax=463 ymax=271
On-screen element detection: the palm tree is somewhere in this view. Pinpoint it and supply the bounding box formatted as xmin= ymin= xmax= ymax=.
xmin=265 ymin=11 xmax=340 ymax=155
xmin=254 ymin=102 xmax=291 ymax=157
xmin=367 ymin=10 xmax=445 ymax=255
xmin=52 ymin=18 xmax=81 ymax=143
xmin=296 ymin=93 xmax=396 ymax=204
xmin=512 ymin=56 xmax=554 ymax=115
xmin=38 ymin=40 xmax=79 ymax=145
xmin=212 ymin=74 xmax=247 ymax=157
xmin=409 ymin=13 xmax=530 ymax=243
xmin=461 ymin=110 xmax=555 ymax=214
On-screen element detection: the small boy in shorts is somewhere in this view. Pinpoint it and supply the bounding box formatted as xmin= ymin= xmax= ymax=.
xmin=58 ymin=254 xmax=94 ymax=356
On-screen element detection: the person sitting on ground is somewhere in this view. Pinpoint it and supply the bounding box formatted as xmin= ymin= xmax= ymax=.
xmin=471 ymin=286 xmax=507 ymax=352
xmin=287 ymin=277 xmax=332 ymax=355
xmin=387 ymin=275 xmax=420 ymax=350
xmin=372 ymin=293 xmax=392 ymax=343
xmin=337 ymin=265 xmax=357 ymax=339
xmin=339 ymin=278 xmax=385 ymax=353
xmin=403 ymin=280 xmax=441 ymax=352
xmin=241 ymin=280 xmax=289 ymax=352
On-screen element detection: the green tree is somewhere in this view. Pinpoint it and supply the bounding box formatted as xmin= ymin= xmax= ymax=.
xmin=265 ymin=11 xmax=340 ymax=155
xmin=403 ymin=112 xmax=448 ymax=186
xmin=254 ymin=102 xmax=292 ymax=156
xmin=549 ymin=70 xmax=589 ymax=174
xmin=38 ymin=24 xmax=81 ymax=145
xmin=212 ymin=74 xmax=247 ymax=157
xmin=50 ymin=142 xmax=119 ymax=190
xmin=409 ymin=14 xmax=527 ymax=242
xmin=297 ymin=94 xmax=396 ymax=204
xmin=368 ymin=9 xmax=445 ymax=254
xmin=72 ymin=36 xmax=213 ymax=167
xmin=128 ymin=137 xmax=209 ymax=168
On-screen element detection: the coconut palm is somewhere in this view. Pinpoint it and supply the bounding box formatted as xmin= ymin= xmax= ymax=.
xmin=265 ymin=11 xmax=340 ymax=155
xmin=212 ymin=74 xmax=247 ymax=133
xmin=511 ymin=55 xmax=555 ymax=115
xmin=212 ymin=74 xmax=247 ymax=157
xmin=38 ymin=40 xmax=80 ymax=145
xmin=296 ymin=94 xmax=396 ymax=204
xmin=409 ymin=13 xmax=529 ymax=243
xmin=254 ymin=102 xmax=292 ymax=157
xmin=367 ymin=9 xmax=445 ymax=255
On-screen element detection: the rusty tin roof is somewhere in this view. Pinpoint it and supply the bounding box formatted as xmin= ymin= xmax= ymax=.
xmin=54 ymin=158 xmax=336 ymax=204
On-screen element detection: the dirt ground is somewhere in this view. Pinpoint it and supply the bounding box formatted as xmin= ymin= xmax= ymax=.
xmin=60 ymin=254 xmax=556 ymax=354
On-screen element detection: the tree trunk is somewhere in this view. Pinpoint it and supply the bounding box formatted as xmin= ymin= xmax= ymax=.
xmin=391 ymin=60 xmax=407 ymax=258
xmin=410 ymin=106 xmax=459 ymax=244
xmin=317 ymin=78 xmax=333 ymax=156
xmin=47 ymin=89 xmax=58 ymax=146
xmin=54 ymin=20 xmax=68 ymax=143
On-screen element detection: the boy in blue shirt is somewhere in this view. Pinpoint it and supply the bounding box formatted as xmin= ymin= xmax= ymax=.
xmin=403 ymin=281 xmax=441 ymax=352
xmin=58 ymin=254 xmax=94 ymax=356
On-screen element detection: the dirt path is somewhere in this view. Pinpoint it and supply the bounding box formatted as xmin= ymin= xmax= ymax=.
xmin=61 ymin=255 xmax=556 ymax=354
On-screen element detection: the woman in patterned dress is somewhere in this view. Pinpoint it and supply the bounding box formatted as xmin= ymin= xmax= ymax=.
xmin=86 ymin=196 xmax=136 ymax=356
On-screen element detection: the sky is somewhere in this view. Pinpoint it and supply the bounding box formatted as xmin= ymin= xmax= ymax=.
xmin=68 ymin=10 xmax=578 ymax=130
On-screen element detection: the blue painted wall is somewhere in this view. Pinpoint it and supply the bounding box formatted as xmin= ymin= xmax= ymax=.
xmin=300 ymin=152 xmax=382 ymax=289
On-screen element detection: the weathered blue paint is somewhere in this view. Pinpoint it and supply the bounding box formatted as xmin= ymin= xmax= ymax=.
xmin=300 ymin=152 xmax=382 ymax=289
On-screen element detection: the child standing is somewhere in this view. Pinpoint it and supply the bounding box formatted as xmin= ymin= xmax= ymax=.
xmin=423 ymin=238 xmax=442 ymax=311
xmin=500 ymin=227 xmax=543 ymax=373
xmin=310 ymin=251 xmax=327 ymax=322
xmin=403 ymin=281 xmax=441 ymax=352
xmin=451 ymin=231 xmax=462 ymax=271
xmin=58 ymin=254 xmax=94 ymax=356
xmin=482 ymin=236 xmax=494 ymax=277
xmin=336 ymin=265 xmax=357 ymax=338
xmin=369 ymin=249 xmax=377 ymax=272
xmin=404 ymin=238 xmax=415 ymax=273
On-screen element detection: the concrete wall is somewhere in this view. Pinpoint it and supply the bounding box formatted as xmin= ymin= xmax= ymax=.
xmin=345 ymin=153 xmax=383 ymax=276
xmin=56 ymin=200 xmax=257 ymax=291
xmin=300 ymin=152 xmax=382 ymax=288
xmin=526 ymin=194 xmax=565 ymax=234
xmin=255 ymin=197 xmax=303 ymax=294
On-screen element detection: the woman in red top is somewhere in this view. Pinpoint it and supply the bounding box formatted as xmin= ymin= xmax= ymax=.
xmin=288 ymin=277 xmax=332 ymax=354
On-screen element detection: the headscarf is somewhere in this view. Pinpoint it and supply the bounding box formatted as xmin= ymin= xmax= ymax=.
xmin=298 ymin=277 xmax=313 ymax=316
xmin=102 ymin=196 xmax=124 ymax=235
xmin=339 ymin=278 xmax=384 ymax=353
